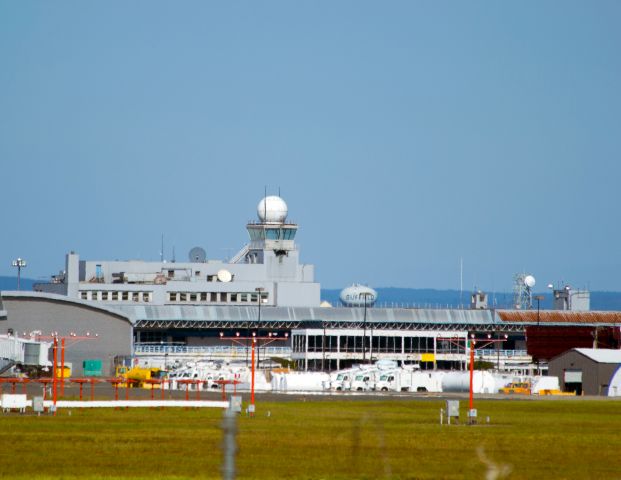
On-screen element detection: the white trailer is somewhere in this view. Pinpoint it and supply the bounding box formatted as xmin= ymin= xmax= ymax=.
xmin=441 ymin=371 xmax=496 ymax=394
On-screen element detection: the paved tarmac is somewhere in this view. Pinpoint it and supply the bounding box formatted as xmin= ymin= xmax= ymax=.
xmin=2 ymin=380 xmax=618 ymax=404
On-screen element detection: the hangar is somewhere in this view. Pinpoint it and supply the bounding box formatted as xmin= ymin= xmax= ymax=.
xmin=548 ymin=348 xmax=621 ymax=395
xmin=0 ymin=292 xmax=132 ymax=376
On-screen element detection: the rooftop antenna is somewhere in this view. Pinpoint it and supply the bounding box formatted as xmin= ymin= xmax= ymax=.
xmin=221 ymin=247 xmax=234 ymax=262
xmin=459 ymin=257 xmax=463 ymax=308
xmin=188 ymin=247 xmax=207 ymax=263
xmin=513 ymin=273 xmax=536 ymax=309
xmin=160 ymin=234 xmax=164 ymax=262
xmin=172 ymin=246 xmax=176 ymax=263
xmin=264 ymin=185 xmax=267 ymax=222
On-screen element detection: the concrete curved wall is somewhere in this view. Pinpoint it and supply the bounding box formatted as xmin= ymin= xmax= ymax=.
xmin=0 ymin=293 xmax=132 ymax=376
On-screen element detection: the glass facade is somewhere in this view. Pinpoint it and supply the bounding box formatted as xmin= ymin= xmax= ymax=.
xmin=248 ymin=227 xmax=297 ymax=241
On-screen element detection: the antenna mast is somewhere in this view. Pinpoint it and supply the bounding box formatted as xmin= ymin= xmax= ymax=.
xmin=460 ymin=257 xmax=463 ymax=308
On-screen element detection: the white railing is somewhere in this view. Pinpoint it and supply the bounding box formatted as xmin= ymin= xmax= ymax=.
xmin=474 ymin=349 xmax=529 ymax=358
xmin=134 ymin=344 xmax=292 ymax=356
xmin=228 ymin=244 xmax=249 ymax=264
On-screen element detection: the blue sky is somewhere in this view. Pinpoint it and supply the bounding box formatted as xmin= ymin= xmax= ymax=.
xmin=1 ymin=1 xmax=620 ymax=291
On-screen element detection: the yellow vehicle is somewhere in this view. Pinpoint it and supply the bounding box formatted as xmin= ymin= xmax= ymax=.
xmin=499 ymin=382 xmax=531 ymax=395
xmin=499 ymin=381 xmax=577 ymax=396
xmin=115 ymin=365 xmax=165 ymax=388
xmin=538 ymin=389 xmax=576 ymax=396
xmin=55 ymin=364 xmax=72 ymax=379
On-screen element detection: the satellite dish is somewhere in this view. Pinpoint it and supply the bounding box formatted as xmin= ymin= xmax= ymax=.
xmin=217 ymin=269 xmax=232 ymax=283
xmin=188 ymin=247 xmax=207 ymax=263
xmin=524 ymin=275 xmax=536 ymax=288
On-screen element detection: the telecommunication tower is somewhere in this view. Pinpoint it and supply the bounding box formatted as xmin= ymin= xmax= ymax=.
xmin=513 ymin=273 xmax=536 ymax=309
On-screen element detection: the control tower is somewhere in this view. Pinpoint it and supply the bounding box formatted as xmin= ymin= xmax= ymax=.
xmin=245 ymin=196 xmax=299 ymax=264
xmin=230 ymin=195 xmax=318 ymax=305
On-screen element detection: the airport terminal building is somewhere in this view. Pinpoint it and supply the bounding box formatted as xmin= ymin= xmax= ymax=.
xmin=3 ymin=196 xmax=621 ymax=375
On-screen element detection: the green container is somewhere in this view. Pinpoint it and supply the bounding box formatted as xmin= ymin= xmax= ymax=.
xmin=83 ymin=359 xmax=103 ymax=377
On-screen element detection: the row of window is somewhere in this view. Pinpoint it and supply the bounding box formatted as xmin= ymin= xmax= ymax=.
xmin=165 ymin=270 xmax=236 ymax=282
xmin=136 ymin=331 xmax=167 ymax=343
xmin=292 ymin=335 xmax=466 ymax=354
xmin=79 ymin=290 xmax=270 ymax=304
xmin=81 ymin=291 xmax=152 ymax=302
xmin=166 ymin=291 xmax=268 ymax=304
xmin=248 ymin=228 xmax=296 ymax=241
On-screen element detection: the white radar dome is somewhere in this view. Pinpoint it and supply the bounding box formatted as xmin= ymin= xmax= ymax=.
xmin=257 ymin=196 xmax=288 ymax=223
xmin=524 ymin=275 xmax=536 ymax=288
xmin=339 ymin=285 xmax=377 ymax=307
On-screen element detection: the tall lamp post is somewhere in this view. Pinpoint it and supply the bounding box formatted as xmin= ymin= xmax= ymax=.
xmin=534 ymin=295 xmax=545 ymax=326
xmin=534 ymin=295 xmax=545 ymax=375
xmin=361 ymin=292 xmax=372 ymax=364
xmin=255 ymin=287 xmax=265 ymax=366
xmin=11 ymin=257 xmax=27 ymax=290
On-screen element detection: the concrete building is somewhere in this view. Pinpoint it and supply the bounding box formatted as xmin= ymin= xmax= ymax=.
xmin=548 ymin=348 xmax=621 ymax=395
xmin=4 ymin=288 xmax=621 ymax=374
xmin=552 ymin=286 xmax=590 ymax=311
xmin=34 ymin=196 xmax=320 ymax=308
xmin=4 ymin=196 xmax=621 ymax=376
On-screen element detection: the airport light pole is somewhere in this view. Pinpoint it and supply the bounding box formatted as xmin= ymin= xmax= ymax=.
xmin=322 ymin=321 xmax=326 ymax=371
xmin=11 ymin=257 xmax=26 ymax=290
xmin=255 ymin=287 xmax=265 ymax=366
xmin=220 ymin=331 xmax=287 ymax=415
xmin=35 ymin=331 xmax=98 ymax=399
xmin=361 ymin=292 xmax=372 ymax=364
xmin=534 ymin=295 xmax=544 ymax=374
xmin=468 ymin=334 xmax=508 ymax=420
xmin=469 ymin=337 xmax=475 ymax=412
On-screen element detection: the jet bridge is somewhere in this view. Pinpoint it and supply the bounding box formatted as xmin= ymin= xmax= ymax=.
xmin=0 ymin=335 xmax=51 ymax=375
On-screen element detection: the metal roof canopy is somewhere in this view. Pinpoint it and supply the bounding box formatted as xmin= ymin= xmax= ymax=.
xmin=573 ymin=348 xmax=621 ymax=364
xmin=498 ymin=310 xmax=621 ymax=326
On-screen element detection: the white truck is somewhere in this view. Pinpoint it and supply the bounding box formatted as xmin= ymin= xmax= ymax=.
xmin=350 ymin=369 xmax=380 ymax=391
xmin=327 ymin=369 xmax=358 ymax=391
xmin=328 ymin=365 xmax=374 ymax=391
xmin=374 ymin=369 xmax=403 ymax=391
xmin=375 ymin=369 xmax=441 ymax=392
xmin=332 ymin=371 xmax=354 ymax=391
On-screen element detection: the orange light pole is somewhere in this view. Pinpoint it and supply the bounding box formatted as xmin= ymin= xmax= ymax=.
xmin=466 ymin=334 xmax=509 ymax=418
xmin=71 ymin=379 xmax=89 ymax=401
xmin=220 ymin=331 xmax=288 ymax=416
xmin=250 ymin=338 xmax=256 ymax=414
xmin=52 ymin=336 xmax=58 ymax=415
xmin=33 ymin=331 xmax=98 ymax=402
xmin=469 ymin=339 xmax=475 ymax=411
xmin=60 ymin=338 xmax=66 ymax=397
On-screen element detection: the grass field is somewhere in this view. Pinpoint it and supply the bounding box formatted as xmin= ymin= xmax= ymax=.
xmin=1 ymin=397 xmax=620 ymax=479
